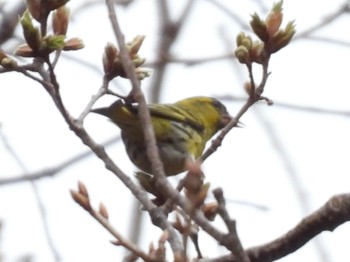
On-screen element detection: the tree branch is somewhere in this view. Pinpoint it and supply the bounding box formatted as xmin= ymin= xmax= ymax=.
xmin=210 ymin=194 xmax=350 ymax=262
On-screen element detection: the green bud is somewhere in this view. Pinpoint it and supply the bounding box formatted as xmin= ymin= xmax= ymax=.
xmin=250 ymin=40 xmax=265 ymax=64
xmin=127 ymin=35 xmax=145 ymax=55
xmin=250 ymin=13 xmax=268 ymax=42
xmin=236 ymin=32 xmax=246 ymax=47
xmin=241 ymin=36 xmax=252 ymax=49
xmin=135 ymin=68 xmax=152 ymax=80
xmin=234 ymin=45 xmax=250 ymax=64
xmin=20 ymin=10 xmax=42 ymax=51
xmin=42 ymin=35 xmax=65 ymax=53
xmin=269 ymin=21 xmax=295 ymax=53
xmin=1 ymin=57 xmax=18 ymax=68
xmin=272 ymin=0 xmax=283 ymax=13
xmin=132 ymin=57 xmax=145 ymax=67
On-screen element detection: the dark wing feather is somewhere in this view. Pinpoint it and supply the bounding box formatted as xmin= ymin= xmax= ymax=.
xmin=126 ymin=103 xmax=204 ymax=132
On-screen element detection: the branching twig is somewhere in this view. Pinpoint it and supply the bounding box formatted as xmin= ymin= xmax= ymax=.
xmin=5 ymin=1 xmax=348 ymax=261
xmin=210 ymin=193 xmax=350 ymax=262
xmin=213 ymin=188 xmax=250 ymax=262
xmin=104 ymin=4 xmax=251 ymax=258
xmin=105 ymin=0 xmax=185 ymax=256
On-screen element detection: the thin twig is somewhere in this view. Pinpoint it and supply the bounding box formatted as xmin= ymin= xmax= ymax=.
xmin=77 ymin=76 xmax=109 ymax=124
xmin=218 ymin=95 xmax=350 ymax=117
xmin=0 ymin=136 xmax=121 ymax=186
xmin=71 ymin=184 xmax=154 ymax=261
xmin=90 ymin=206 xmax=153 ymax=261
xmin=145 ymin=53 xmax=235 ymax=67
xmin=213 ymin=188 xmax=250 ymax=262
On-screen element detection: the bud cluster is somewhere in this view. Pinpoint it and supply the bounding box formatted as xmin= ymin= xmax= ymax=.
xmin=103 ymin=35 xmax=151 ymax=80
xmin=15 ymin=2 xmax=83 ymax=58
xmin=234 ymin=0 xmax=295 ymax=65
xmin=0 ymin=50 xmax=18 ymax=68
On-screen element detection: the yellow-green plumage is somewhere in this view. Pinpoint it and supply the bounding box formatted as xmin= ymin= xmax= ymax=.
xmin=92 ymin=96 xmax=231 ymax=176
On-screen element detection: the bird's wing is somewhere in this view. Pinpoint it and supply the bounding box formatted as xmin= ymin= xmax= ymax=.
xmin=128 ymin=103 xmax=204 ymax=132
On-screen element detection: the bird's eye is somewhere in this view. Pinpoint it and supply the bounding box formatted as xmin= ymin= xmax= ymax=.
xmin=212 ymin=99 xmax=227 ymax=113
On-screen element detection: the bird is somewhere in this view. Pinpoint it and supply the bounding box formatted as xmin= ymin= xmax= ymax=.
xmin=91 ymin=96 xmax=232 ymax=176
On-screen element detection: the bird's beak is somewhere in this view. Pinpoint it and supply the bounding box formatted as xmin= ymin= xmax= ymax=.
xmin=236 ymin=121 xmax=245 ymax=128
xmin=91 ymin=107 xmax=110 ymax=117
xmin=220 ymin=114 xmax=244 ymax=128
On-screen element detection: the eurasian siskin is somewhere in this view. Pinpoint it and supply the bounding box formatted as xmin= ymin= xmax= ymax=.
xmin=92 ymin=96 xmax=232 ymax=176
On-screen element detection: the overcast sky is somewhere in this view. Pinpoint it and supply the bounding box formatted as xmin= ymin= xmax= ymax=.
xmin=1 ymin=0 xmax=350 ymax=261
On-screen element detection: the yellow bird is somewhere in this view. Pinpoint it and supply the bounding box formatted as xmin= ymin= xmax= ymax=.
xmin=92 ymin=96 xmax=232 ymax=176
